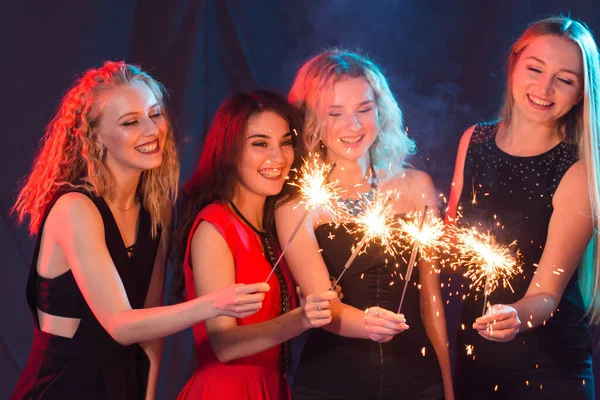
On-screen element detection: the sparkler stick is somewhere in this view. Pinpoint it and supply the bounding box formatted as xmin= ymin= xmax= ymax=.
xmin=397 ymin=206 xmax=429 ymax=314
xmin=265 ymin=159 xmax=338 ymax=282
xmin=480 ymin=236 xmax=496 ymax=316
xmin=330 ymin=235 xmax=369 ymax=289
xmin=265 ymin=209 xmax=309 ymax=282
xmin=482 ymin=272 xmax=491 ymax=316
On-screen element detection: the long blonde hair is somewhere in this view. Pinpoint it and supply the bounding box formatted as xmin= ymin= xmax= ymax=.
xmin=500 ymin=17 xmax=600 ymax=323
xmin=289 ymin=49 xmax=415 ymax=172
xmin=13 ymin=61 xmax=179 ymax=237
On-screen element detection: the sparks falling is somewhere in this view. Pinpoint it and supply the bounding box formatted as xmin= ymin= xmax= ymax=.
xmin=292 ymin=155 xmax=342 ymax=219
xmin=398 ymin=208 xmax=451 ymax=263
xmin=265 ymin=156 xmax=339 ymax=281
xmin=331 ymin=190 xmax=402 ymax=288
xmin=396 ymin=207 xmax=453 ymax=313
xmin=465 ymin=344 xmax=475 ymax=355
xmin=453 ymin=227 xmax=522 ymax=315
xmin=348 ymin=189 xmax=402 ymax=256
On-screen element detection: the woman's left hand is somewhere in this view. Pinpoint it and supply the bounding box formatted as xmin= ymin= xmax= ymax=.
xmin=473 ymin=304 xmax=521 ymax=342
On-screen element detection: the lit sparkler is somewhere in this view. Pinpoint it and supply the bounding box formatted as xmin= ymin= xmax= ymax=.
xmin=397 ymin=208 xmax=450 ymax=262
xmin=453 ymin=227 xmax=522 ymax=316
xmin=330 ymin=190 xmax=401 ymax=289
xmin=265 ymin=156 xmax=339 ymax=281
xmin=396 ymin=207 xmax=451 ymax=313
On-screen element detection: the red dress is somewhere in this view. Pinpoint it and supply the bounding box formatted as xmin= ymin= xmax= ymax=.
xmin=177 ymin=203 xmax=296 ymax=400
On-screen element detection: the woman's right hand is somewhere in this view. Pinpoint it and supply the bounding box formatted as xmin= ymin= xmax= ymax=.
xmin=301 ymin=290 xmax=338 ymax=329
xmin=364 ymin=307 xmax=409 ymax=343
xmin=210 ymin=283 xmax=270 ymax=319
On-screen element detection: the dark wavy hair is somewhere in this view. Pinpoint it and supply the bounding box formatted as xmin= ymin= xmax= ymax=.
xmin=171 ymin=90 xmax=302 ymax=300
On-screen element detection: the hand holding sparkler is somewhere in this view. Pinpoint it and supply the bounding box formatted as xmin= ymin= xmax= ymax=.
xmin=364 ymin=306 xmax=409 ymax=343
xmin=265 ymin=157 xmax=339 ymax=282
xmin=473 ymin=304 xmax=521 ymax=342
xmin=300 ymin=290 xmax=338 ymax=329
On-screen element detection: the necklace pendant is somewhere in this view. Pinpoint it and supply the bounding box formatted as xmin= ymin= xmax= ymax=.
xmin=338 ymin=186 xmax=378 ymax=217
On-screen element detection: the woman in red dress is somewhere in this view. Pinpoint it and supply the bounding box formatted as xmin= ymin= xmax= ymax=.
xmin=172 ymin=90 xmax=337 ymax=399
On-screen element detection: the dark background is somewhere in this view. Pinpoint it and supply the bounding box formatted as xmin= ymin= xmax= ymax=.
xmin=2 ymin=1 xmax=599 ymax=398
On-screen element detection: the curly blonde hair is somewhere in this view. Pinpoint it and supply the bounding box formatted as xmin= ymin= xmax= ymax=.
xmin=288 ymin=49 xmax=415 ymax=171
xmin=13 ymin=61 xmax=179 ymax=237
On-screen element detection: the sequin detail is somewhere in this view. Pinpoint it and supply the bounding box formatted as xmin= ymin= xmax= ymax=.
xmin=337 ymin=162 xmax=378 ymax=216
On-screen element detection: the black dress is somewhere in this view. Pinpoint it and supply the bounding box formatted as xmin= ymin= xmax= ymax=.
xmin=292 ymin=221 xmax=444 ymax=400
xmin=454 ymin=122 xmax=593 ymax=399
xmin=11 ymin=186 xmax=160 ymax=399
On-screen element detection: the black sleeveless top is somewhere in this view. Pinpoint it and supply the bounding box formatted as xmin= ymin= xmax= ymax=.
xmin=454 ymin=122 xmax=593 ymax=399
xmin=292 ymin=221 xmax=443 ymax=400
xmin=11 ymin=185 xmax=161 ymax=400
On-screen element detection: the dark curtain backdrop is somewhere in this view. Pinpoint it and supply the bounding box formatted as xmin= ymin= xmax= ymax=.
xmin=2 ymin=1 xmax=599 ymax=398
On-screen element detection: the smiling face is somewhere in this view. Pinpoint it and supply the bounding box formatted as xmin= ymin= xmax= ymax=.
xmin=510 ymin=35 xmax=583 ymax=127
xmin=319 ymin=77 xmax=378 ymax=163
xmin=95 ymin=81 xmax=167 ymax=176
xmin=236 ymin=110 xmax=294 ymax=200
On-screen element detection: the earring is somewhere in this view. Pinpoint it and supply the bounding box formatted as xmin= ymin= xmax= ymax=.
xmin=98 ymin=145 xmax=105 ymax=159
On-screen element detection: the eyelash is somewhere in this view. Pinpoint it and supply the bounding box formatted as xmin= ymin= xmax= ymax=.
xmin=328 ymin=107 xmax=373 ymax=117
xmin=527 ymin=67 xmax=574 ymax=85
xmin=558 ymin=78 xmax=573 ymax=85
xmin=252 ymin=140 xmax=293 ymax=148
xmin=122 ymin=111 xmax=162 ymax=126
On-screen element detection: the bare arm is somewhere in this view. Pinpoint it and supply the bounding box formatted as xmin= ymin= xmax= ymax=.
xmin=447 ymin=125 xmax=475 ymax=222
xmin=420 ymin=268 xmax=454 ymax=399
xmin=414 ymin=172 xmax=453 ymax=399
xmin=275 ymin=202 xmax=406 ymax=341
xmin=474 ymin=161 xmax=594 ymax=341
xmin=193 ymin=220 xmax=335 ymax=363
xmin=48 ymin=193 xmax=268 ymax=346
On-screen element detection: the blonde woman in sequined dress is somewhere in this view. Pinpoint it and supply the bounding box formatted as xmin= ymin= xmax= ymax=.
xmin=276 ymin=50 xmax=454 ymax=400
xmin=448 ymin=16 xmax=600 ymax=399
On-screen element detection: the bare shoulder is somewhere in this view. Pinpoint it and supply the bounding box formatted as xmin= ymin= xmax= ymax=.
xmin=276 ymin=196 xmax=301 ymax=214
xmin=276 ymin=196 xmax=320 ymax=221
xmin=562 ymin=160 xmax=587 ymax=182
xmin=382 ymin=168 xmax=437 ymax=210
xmin=191 ymin=219 xmax=225 ymax=248
xmin=454 ymin=124 xmax=477 ymax=158
xmin=189 ymin=219 xmax=233 ymax=273
xmin=45 ymin=191 xmax=105 ymax=246
xmin=554 ymin=160 xmax=589 ymax=203
xmin=460 ymin=124 xmax=477 ymax=145
xmin=48 ymin=191 xmax=102 ymax=226
xmin=385 ymin=168 xmax=435 ymax=194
